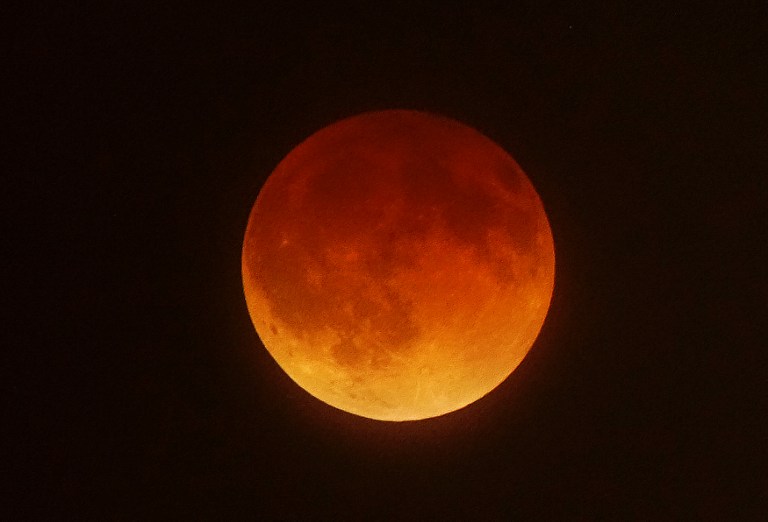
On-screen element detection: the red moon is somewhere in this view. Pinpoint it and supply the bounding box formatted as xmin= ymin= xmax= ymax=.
xmin=242 ymin=110 xmax=555 ymax=421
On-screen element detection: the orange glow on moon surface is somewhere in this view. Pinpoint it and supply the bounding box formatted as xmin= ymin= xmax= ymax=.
xmin=242 ymin=110 xmax=555 ymax=421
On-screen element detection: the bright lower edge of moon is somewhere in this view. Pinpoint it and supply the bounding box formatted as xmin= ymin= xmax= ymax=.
xmin=242 ymin=110 xmax=555 ymax=422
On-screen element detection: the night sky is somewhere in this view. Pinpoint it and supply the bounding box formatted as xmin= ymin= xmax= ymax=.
xmin=8 ymin=2 xmax=765 ymax=519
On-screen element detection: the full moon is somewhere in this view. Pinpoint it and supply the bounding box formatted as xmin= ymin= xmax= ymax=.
xmin=242 ymin=110 xmax=555 ymax=421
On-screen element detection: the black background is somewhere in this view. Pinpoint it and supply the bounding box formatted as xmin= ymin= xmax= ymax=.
xmin=8 ymin=2 xmax=766 ymax=519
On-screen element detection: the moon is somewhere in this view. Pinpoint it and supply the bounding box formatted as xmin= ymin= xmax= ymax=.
xmin=242 ymin=110 xmax=555 ymax=421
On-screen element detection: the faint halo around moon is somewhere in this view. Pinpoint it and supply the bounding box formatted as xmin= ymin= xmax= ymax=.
xmin=242 ymin=110 xmax=555 ymax=421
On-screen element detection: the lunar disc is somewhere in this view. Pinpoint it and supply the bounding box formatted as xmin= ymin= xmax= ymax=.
xmin=242 ymin=110 xmax=555 ymax=421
